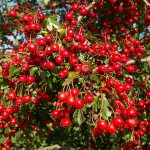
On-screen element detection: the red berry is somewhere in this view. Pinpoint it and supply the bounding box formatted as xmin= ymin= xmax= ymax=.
xmin=107 ymin=123 xmax=117 ymax=134
xmin=112 ymin=116 xmax=124 ymax=128
xmin=61 ymin=118 xmax=71 ymax=128
xmin=81 ymin=62 xmax=90 ymax=74
xmin=97 ymin=120 xmax=108 ymax=132
xmin=126 ymin=107 xmax=137 ymax=117
xmin=70 ymin=88 xmax=80 ymax=97
xmin=74 ymin=99 xmax=84 ymax=109
xmin=84 ymin=93 xmax=94 ymax=103
xmin=27 ymin=75 xmax=35 ymax=83
xmin=8 ymin=92 xmax=17 ymax=101
xmin=0 ymin=104 xmax=5 ymax=113
xmin=28 ymin=43 xmax=37 ymax=52
xmin=10 ymin=117 xmax=17 ymax=125
xmin=8 ymin=9 xmax=17 ymax=18
xmin=126 ymin=118 xmax=138 ymax=129
xmin=66 ymin=96 xmax=76 ymax=106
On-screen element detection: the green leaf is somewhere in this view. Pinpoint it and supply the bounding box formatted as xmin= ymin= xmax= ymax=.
xmin=29 ymin=67 xmax=38 ymax=76
xmin=102 ymin=94 xmax=109 ymax=107
xmin=92 ymin=83 xmax=99 ymax=88
xmin=9 ymin=65 xmax=21 ymax=78
xmin=94 ymin=96 xmax=99 ymax=112
xmin=73 ymin=109 xmax=85 ymax=126
xmin=103 ymin=106 xmax=111 ymax=117
xmin=91 ymin=74 xmax=100 ymax=84
xmin=41 ymin=71 xmax=47 ymax=82
xmin=142 ymin=62 xmax=150 ymax=74
xmin=78 ymin=78 xmax=84 ymax=84
xmin=47 ymin=17 xmax=60 ymax=31
xmin=101 ymin=108 xmax=108 ymax=120
xmin=42 ymin=0 xmax=49 ymax=5
xmin=63 ymin=71 xmax=79 ymax=86
xmin=101 ymin=94 xmax=112 ymax=120
xmin=57 ymin=28 xmax=66 ymax=38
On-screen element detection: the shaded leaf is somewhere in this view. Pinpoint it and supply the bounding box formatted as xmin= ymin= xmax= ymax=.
xmin=73 ymin=109 xmax=85 ymax=126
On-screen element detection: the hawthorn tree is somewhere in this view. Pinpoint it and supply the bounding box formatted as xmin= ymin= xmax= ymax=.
xmin=0 ymin=0 xmax=150 ymax=149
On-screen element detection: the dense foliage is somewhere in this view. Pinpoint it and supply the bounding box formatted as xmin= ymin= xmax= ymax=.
xmin=0 ymin=0 xmax=150 ymax=149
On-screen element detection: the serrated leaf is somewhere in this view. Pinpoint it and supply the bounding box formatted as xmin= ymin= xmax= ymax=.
xmin=73 ymin=109 xmax=85 ymax=126
xmin=63 ymin=71 xmax=79 ymax=86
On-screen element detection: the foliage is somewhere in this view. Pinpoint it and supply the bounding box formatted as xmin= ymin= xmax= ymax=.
xmin=0 ymin=0 xmax=150 ymax=150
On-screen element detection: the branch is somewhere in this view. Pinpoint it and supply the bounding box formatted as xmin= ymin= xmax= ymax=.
xmin=126 ymin=56 xmax=150 ymax=65
xmin=143 ymin=0 xmax=150 ymax=6
xmin=78 ymin=1 xmax=96 ymax=23
xmin=38 ymin=145 xmax=75 ymax=150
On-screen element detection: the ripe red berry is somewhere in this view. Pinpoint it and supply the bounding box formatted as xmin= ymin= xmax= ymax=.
xmin=92 ymin=127 xmax=102 ymax=137
xmin=61 ymin=118 xmax=71 ymax=128
xmin=9 ymin=118 xmax=17 ymax=126
xmin=80 ymin=7 xmax=88 ymax=16
xmin=126 ymin=118 xmax=138 ymax=129
xmin=8 ymin=9 xmax=17 ymax=18
xmin=27 ymin=75 xmax=35 ymax=83
xmin=97 ymin=120 xmax=108 ymax=132
xmin=81 ymin=62 xmax=90 ymax=74
xmin=58 ymin=92 xmax=67 ymax=102
xmin=66 ymin=96 xmax=76 ymax=106
xmin=23 ymin=94 xmax=31 ymax=103
xmin=112 ymin=116 xmax=124 ymax=128
xmin=65 ymin=12 xmax=74 ymax=20
xmin=28 ymin=43 xmax=37 ymax=52
xmin=126 ymin=107 xmax=137 ymax=117
xmin=2 ymin=62 xmax=10 ymax=70
xmin=107 ymin=123 xmax=117 ymax=134
xmin=8 ymin=92 xmax=17 ymax=101
xmin=0 ymin=104 xmax=5 ymax=113
xmin=70 ymin=88 xmax=80 ymax=97
xmin=84 ymin=93 xmax=94 ymax=103
xmin=74 ymin=99 xmax=84 ymax=109
xmin=72 ymin=3 xmax=79 ymax=11
xmin=55 ymin=55 xmax=64 ymax=65
xmin=18 ymin=75 xmax=27 ymax=83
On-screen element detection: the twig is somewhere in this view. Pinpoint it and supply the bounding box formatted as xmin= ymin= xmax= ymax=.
xmin=38 ymin=144 xmax=75 ymax=150
xmin=125 ymin=56 xmax=150 ymax=65
xmin=143 ymin=0 xmax=150 ymax=6
xmin=78 ymin=1 xmax=96 ymax=23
